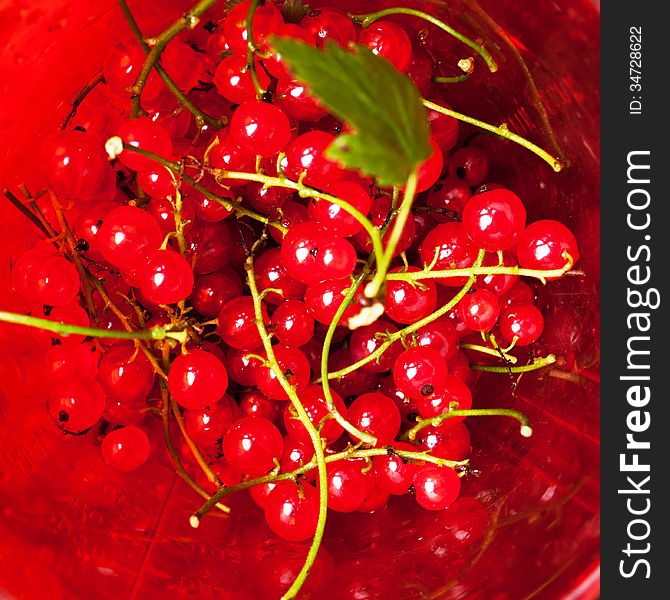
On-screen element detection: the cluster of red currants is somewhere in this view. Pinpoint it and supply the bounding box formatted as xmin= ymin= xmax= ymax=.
xmin=9 ymin=0 xmax=579 ymax=544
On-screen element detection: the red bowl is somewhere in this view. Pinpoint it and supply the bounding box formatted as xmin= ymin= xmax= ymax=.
xmin=0 ymin=1 xmax=599 ymax=598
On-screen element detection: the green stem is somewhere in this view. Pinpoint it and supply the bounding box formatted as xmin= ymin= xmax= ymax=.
xmin=387 ymin=254 xmax=574 ymax=283
xmin=0 ymin=310 xmax=185 ymax=342
xmin=191 ymin=446 xmax=466 ymax=519
xmin=245 ymin=255 xmax=329 ymax=600
xmin=404 ymin=408 xmax=533 ymax=442
xmin=319 ymin=268 xmax=378 ymax=446
xmin=325 ymin=250 xmax=486 ymax=381
xmin=364 ymin=169 xmax=418 ymax=299
xmin=471 ymin=354 xmax=557 ymax=373
xmin=119 ymin=144 xmax=286 ymax=233
xmin=422 ymin=99 xmax=564 ymax=172
xmin=434 ymin=74 xmax=471 ymax=84
xmin=461 ymin=342 xmax=517 ymax=364
xmin=118 ymin=0 xmax=226 ymax=128
xmin=245 ymin=0 xmax=267 ymax=100
xmin=349 ymin=7 xmax=498 ymax=73
xmin=2 ymin=189 xmax=51 ymax=238
xmin=61 ymin=72 xmax=105 ymax=130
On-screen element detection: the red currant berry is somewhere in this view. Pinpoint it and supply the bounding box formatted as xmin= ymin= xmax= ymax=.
xmin=265 ymin=24 xmax=317 ymax=79
xmin=462 ymin=188 xmax=526 ymax=251
xmin=269 ymin=200 xmax=309 ymax=244
xmin=448 ymin=146 xmax=490 ymax=187
xmin=187 ymin=220 xmax=235 ymax=274
xmin=281 ymin=131 xmax=343 ymax=188
xmin=240 ymin=390 xmax=280 ymax=423
xmin=255 ymin=345 xmax=311 ymax=401
xmin=414 ymin=319 xmax=460 ymax=362
xmin=308 ymin=181 xmax=373 ymax=238
xmin=304 ymin=278 xmax=362 ymax=326
xmin=416 ymin=375 xmax=472 ymax=420
xmin=355 ymin=195 xmax=416 ymax=257
xmin=98 ymin=205 xmax=163 ymax=270
xmin=208 ymin=130 xmax=256 ymax=188
xmin=223 ymin=0 xmax=284 ymax=54
xmin=373 ymin=441 xmax=420 ymax=495
xmin=48 ymin=378 xmax=105 ymax=433
xmin=385 ymin=267 xmax=438 ymax=324
xmin=226 ymin=348 xmax=263 ymax=386
xmin=30 ymin=254 xmax=81 ymax=307
xmin=326 ymin=460 xmax=366 ymax=512
xmin=328 ymin=348 xmax=379 ymax=398
xmin=499 ymin=302 xmax=545 ymax=346
xmin=187 ymin=179 xmax=235 ymax=223
xmin=162 ymin=40 xmax=204 ymax=92
xmin=271 ymin=300 xmax=315 ymax=347
xmin=254 ymin=247 xmax=306 ymax=306
xmin=140 ymin=249 xmax=195 ymax=305
xmin=427 ymin=178 xmax=471 ymax=222
xmin=416 ymin=139 xmax=444 ymax=193
xmin=230 ymin=100 xmax=291 ymax=158
xmin=223 ymin=415 xmax=283 ymax=476
xmin=116 ymin=118 xmax=173 ymax=172
xmin=501 ymin=280 xmax=535 ymax=308
xmin=264 ymin=481 xmax=319 ymax=542
xmin=213 ymin=54 xmax=271 ymax=104
xmin=303 ymin=9 xmax=357 ymax=48
xmin=146 ymin=196 xmax=196 ymax=237
xmin=103 ymin=41 xmax=162 ymax=98
xmin=416 ymin=421 xmax=471 ymax=460
xmin=184 ymin=395 xmax=239 ymax=446
xmin=412 ymin=466 xmax=461 ymax=510
xmin=43 ymin=342 xmax=99 ymax=382
xmin=101 ymin=425 xmax=151 ymax=472
xmin=359 ymin=21 xmax=413 ymax=72
xmin=168 ymin=349 xmax=229 ymax=409
xmin=349 ymin=320 xmax=403 ymax=374
xmin=190 ymin=268 xmax=243 ymax=318
xmin=217 ymin=296 xmax=268 ymax=351
xmin=474 ymin=251 xmax=519 ymax=297
xmin=515 ymin=219 xmax=580 ymax=273
xmin=97 ymin=345 xmax=155 ymax=403
xmin=348 ymin=392 xmax=401 ymax=446
xmin=280 ymin=435 xmax=314 ymax=473
xmin=419 ymin=222 xmax=479 ymax=287
xmin=407 ymin=50 xmax=434 ymax=96
xmin=283 ymin=384 xmax=347 ymax=445
xmin=458 ymin=288 xmax=500 ymax=332
xmin=393 ymin=346 xmax=448 ymax=400
xmin=275 ymin=78 xmax=327 ymax=121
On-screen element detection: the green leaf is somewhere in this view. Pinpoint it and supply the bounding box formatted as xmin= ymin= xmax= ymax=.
xmin=270 ymin=38 xmax=431 ymax=187
xmin=281 ymin=0 xmax=310 ymax=24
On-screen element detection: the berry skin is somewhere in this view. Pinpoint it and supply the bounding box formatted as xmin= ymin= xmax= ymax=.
xmin=308 ymin=181 xmax=373 ymax=238
xmin=458 ymin=289 xmax=500 ymax=333
xmin=427 ymin=104 xmax=460 ymax=153
xmin=255 ymin=345 xmax=311 ymax=401
xmin=168 ymin=349 xmax=228 ymax=409
xmin=326 ymin=460 xmax=366 ymax=512
xmin=187 ymin=220 xmax=235 ymax=275
xmin=304 ymin=278 xmax=362 ymax=326
xmin=254 ymin=248 xmax=306 ymax=306
xmin=462 ymin=189 xmax=526 ymax=251
xmin=230 ymin=100 xmax=291 ymax=158
xmin=271 ymin=300 xmax=315 ymax=347
xmin=281 ymin=131 xmax=343 ymax=188
xmin=265 ymin=23 xmax=317 ymax=79
xmin=275 ymin=78 xmax=327 ymax=122
xmin=415 ymin=139 xmax=444 ymax=193
xmin=116 ymin=118 xmax=173 ymax=173
xmin=184 ymin=395 xmax=239 ymax=446
xmin=103 ymin=41 xmax=161 ymax=98
xmin=188 ymin=179 xmax=235 ymax=223
xmin=226 ymin=348 xmax=263 ymax=387
xmin=475 ymin=251 xmax=519 ymax=297
xmin=264 ymin=481 xmax=319 ymax=542
xmin=359 ymin=21 xmax=413 ymax=72
xmin=43 ymin=342 xmax=99 ymax=382
xmin=412 ymin=466 xmax=461 ymax=510
xmin=98 ymin=205 xmax=163 ymax=270
xmin=385 ymin=267 xmax=438 ymax=324
xmin=223 ymin=416 xmax=283 ymax=476
xmin=42 ymin=130 xmax=108 ymax=199
xmin=373 ymin=441 xmax=420 ymax=495
xmin=280 ymin=435 xmax=314 ymax=473
xmin=97 ymin=346 xmax=155 ymax=403
xmin=348 ymin=392 xmax=402 ymax=446
xmin=499 ymin=302 xmax=545 ymax=346
xmin=213 ymin=54 xmax=271 ymax=104
xmin=280 ymin=222 xmax=356 ymax=284
xmin=416 ymin=375 xmax=472 ymax=420
xmin=416 ymin=421 xmax=471 ymax=460
xmin=101 ymin=425 xmax=151 ymax=472
xmin=355 ymin=195 xmax=416 ymax=257
xmin=140 ymin=249 xmax=195 ymax=306
xmin=427 ymin=178 xmax=471 ymax=222
xmin=448 ymin=147 xmax=490 ymax=187
xmin=515 ymin=219 xmax=580 ymax=273
xmin=207 ymin=130 xmax=256 ymax=188
xmin=47 ymin=378 xmax=106 ymax=433
xmin=393 ymin=346 xmax=449 ymax=400
xmin=328 ymin=348 xmax=379 ymax=398
xmin=419 ymin=222 xmax=479 ymax=287
xmin=240 ymin=390 xmax=280 ymax=423
xmin=223 ymin=0 xmax=284 ymax=54
xmin=414 ymin=320 xmax=460 ymax=362
xmin=303 ymin=9 xmax=357 ymax=48
xmin=407 ymin=50 xmax=434 ymax=97
xmin=217 ymin=296 xmax=268 ymax=351
xmin=349 ymin=320 xmax=403 ymax=374
xmin=190 ymin=268 xmax=243 ymax=319
xmin=22 ymin=253 xmax=80 ymax=307
xmin=283 ymin=384 xmax=347 ymax=445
